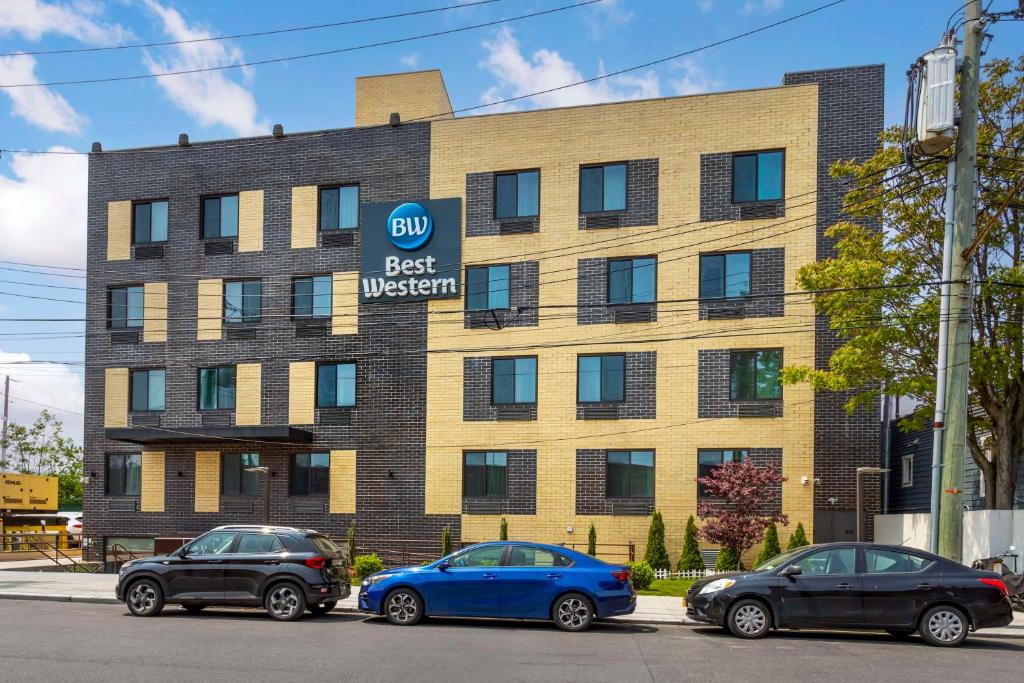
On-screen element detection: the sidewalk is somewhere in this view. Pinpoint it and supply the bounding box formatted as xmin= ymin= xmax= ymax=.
xmin=0 ymin=570 xmax=1021 ymax=637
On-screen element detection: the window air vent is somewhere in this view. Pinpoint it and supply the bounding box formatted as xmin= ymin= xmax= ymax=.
xmin=737 ymin=202 xmax=783 ymax=220
xmin=108 ymin=499 xmax=138 ymax=512
xmin=129 ymin=414 xmax=161 ymax=427
xmin=705 ymin=303 xmax=747 ymax=320
xmin=612 ymin=502 xmax=652 ymax=516
xmin=204 ymin=240 xmax=234 ymax=256
xmin=495 ymin=405 xmax=533 ymax=421
xmin=322 ymin=231 xmax=355 ymax=248
xmin=295 ymin=319 xmax=330 ymax=337
xmin=463 ymin=500 xmax=505 ymax=515
xmin=134 ymin=244 xmax=165 ymax=260
xmin=498 ymin=220 xmax=537 ymax=235
xmin=291 ymin=498 xmax=325 ymax=514
xmin=581 ymin=405 xmax=619 ymax=420
xmin=200 ymin=412 xmax=232 ymax=426
xmin=110 ymin=330 xmax=141 ymax=344
xmin=223 ymin=499 xmax=254 ymax=513
xmin=319 ymin=409 xmax=353 ymax=426
xmin=225 ymin=326 xmax=258 ymax=340
xmin=584 ymin=213 xmax=623 ymax=229
xmin=613 ymin=304 xmax=656 ymax=323
xmin=736 ymin=403 xmax=780 ymax=418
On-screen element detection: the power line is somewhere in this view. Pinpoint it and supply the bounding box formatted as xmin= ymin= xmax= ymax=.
xmin=7 ymin=394 xmax=83 ymax=417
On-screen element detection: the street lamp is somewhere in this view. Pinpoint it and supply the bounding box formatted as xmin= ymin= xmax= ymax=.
xmin=856 ymin=467 xmax=890 ymax=542
xmin=244 ymin=466 xmax=271 ymax=526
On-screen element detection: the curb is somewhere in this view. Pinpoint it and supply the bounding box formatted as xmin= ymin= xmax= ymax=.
xmin=0 ymin=592 xmax=119 ymax=605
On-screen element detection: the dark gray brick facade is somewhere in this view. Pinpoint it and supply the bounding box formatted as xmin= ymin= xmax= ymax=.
xmin=782 ymin=66 xmax=884 ymax=539
xmin=697 ymin=349 xmax=784 ymax=419
xmin=463 ymin=261 xmax=539 ymax=329
xmin=465 ymin=172 xmax=540 ymax=237
xmin=576 ymin=351 xmax=656 ymax=420
xmin=577 ymin=159 xmax=659 ymax=229
xmin=576 ymin=257 xmax=658 ymax=325
xmin=697 ymin=447 xmax=783 ymax=515
xmin=575 ymin=449 xmax=654 ymax=516
xmin=699 ymin=152 xmax=785 ymax=222
xmin=699 ymin=247 xmax=785 ymax=319
xmin=462 ymin=356 xmax=538 ymax=422
xmin=462 ymin=450 xmax=537 ymax=515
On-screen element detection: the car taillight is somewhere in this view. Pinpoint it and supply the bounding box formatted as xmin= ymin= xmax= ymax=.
xmin=612 ymin=569 xmax=631 ymax=582
xmin=979 ymin=577 xmax=1009 ymax=597
xmin=304 ymin=557 xmax=327 ymax=570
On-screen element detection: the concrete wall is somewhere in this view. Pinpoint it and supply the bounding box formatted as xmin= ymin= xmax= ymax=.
xmin=875 ymin=510 xmax=1024 ymax=564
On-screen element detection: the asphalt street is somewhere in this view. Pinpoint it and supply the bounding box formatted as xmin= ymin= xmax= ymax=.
xmin=2 ymin=600 xmax=1022 ymax=682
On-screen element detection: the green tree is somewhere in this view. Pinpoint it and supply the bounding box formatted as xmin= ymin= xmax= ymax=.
xmin=0 ymin=411 xmax=83 ymax=508
xmin=643 ymin=510 xmax=670 ymax=571
xmin=715 ymin=546 xmax=741 ymax=572
xmin=346 ymin=523 xmax=357 ymax=564
xmin=441 ymin=525 xmax=453 ymax=556
xmin=499 ymin=516 xmax=508 ymax=541
xmin=587 ymin=522 xmax=597 ymax=556
xmin=787 ymin=523 xmax=809 ymax=550
xmin=755 ymin=524 xmax=782 ymax=566
xmin=782 ymin=57 xmax=1024 ymax=509
xmin=678 ymin=515 xmax=704 ymax=572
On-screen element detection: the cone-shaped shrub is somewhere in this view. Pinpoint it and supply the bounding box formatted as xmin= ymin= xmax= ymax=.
xmin=587 ymin=523 xmax=597 ymax=556
xmin=643 ymin=510 xmax=671 ymax=571
xmin=678 ymin=515 xmax=705 ymax=572
xmin=755 ymin=524 xmax=782 ymax=566
xmin=787 ymin=522 xmax=809 ymax=550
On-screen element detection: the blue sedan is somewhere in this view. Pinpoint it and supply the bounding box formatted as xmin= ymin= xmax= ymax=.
xmin=358 ymin=541 xmax=636 ymax=631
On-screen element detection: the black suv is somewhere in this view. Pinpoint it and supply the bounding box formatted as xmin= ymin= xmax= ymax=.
xmin=115 ymin=525 xmax=350 ymax=621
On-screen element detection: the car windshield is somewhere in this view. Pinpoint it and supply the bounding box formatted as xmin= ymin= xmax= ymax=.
xmin=752 ymin=547 xmax=807 ymax=572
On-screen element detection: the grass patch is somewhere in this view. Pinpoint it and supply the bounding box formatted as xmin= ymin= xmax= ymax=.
xmin=637 ymin=577 xmax=695 ymax=597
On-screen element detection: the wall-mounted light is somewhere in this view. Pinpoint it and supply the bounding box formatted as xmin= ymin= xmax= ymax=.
xmin=801 ymin=475 xmax=809 ymax=486
xmin=387 ymin=469 xmax=395 ymax=479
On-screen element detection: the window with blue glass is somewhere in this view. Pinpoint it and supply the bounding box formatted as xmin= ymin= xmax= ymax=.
xmin=198 ymin=366 xmax=236 ymax=410
xmin=201 ymin=194 xmax=239 ymax=238
xmin=133 ymin=201 xmax=168 ymax=244
xmin=224 ymin=280 xmax=261 ymax=323
xmin=108 ymin=285 xmax=144 ymax=329
xmin=577 ymin=354 xmax=625 ymax=403
xmin=222 ymin=453 xmax=260 ymax=496
xmin=466 ymin=265 xmax=510 ymax=310
xmin=699 ymin=252 xmax=751 ymax=299
xmin=106 ymin=453 xmax=141 ymax=497
xmin=580 ymin=163 xmax=627 ymax=213
xmin=291 ymin=453 xmax=330 ymax=496
xmin=730 ymin=350 xmax=782 ymax=400
xmin=292 ymin=275 xmax=332 ymax=318
xmin=492 ymin=357 xmax=536 ymax=405
xmin=698 ymin=449 xmax=747 ymax=496
xmin=608 ymin=257 xmax=656 ymax=304
xmin=606 ymin=450 xmax=654 ymax=498
xmin=319 ymin=185 xmax=359 ymax=230
xmin=130 ymin=369 xmax=165 ymax=412
xmin=463 ymin=451 xmax=507 ymax=497
xmin=317 ymin=362 xmax=356 ymax=408
xmin=732 ymin=151 xmax=784 ymax=203
xmin=495 ymin=170 xmax=539 ymax=219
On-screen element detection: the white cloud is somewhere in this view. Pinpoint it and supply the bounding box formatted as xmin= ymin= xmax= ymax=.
xmin=584 ymin=0 xmax=634 ymax=40
xmin=142 ymin=0 xmax=267 ymax=136
xmin=0 ymin=350 xmax=84 ymax=445
xmin=0 ymin=147 xmax=87 ymax=268
xmin=669 ymin=57 xmax=721 ymax=96
xmin=0 ymin=0 xmax=131 ymax=43
xmin=695 ymin=0 xmax=715 ymax=11
xmin=478 ymin=28 xmax=659 ymax=111
xmin=399 ymin=53 xmax=420 ymax=69
xmin=0 ymin=54 xmax=85 ymax=133
xmin=741 ymin=0 xmax=784 ymax=14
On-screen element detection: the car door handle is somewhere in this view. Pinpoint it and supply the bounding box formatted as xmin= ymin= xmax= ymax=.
xmin=917 ymin=583 xmax=934 ymax=589
xmin=482 ymin=573 xmax=497 ymax=579
xmin=207 ymin=560 xmax=222 ymax=564
xmin=836 ymin=582 xmax=854 ymax=589
xmin=264 ymin=560 xmax=280 ymax=565
xmin=546 ymin=573 xmax=562 ymax=579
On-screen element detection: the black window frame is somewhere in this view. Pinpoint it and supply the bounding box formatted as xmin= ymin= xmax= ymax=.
xmin=729 ymin=349 xmax=783 ymax=401
xmin=576 ymin=353 xmax=626 ymax=404
xmin=605 ymin=450 xmax=655 ymax=499
xmin=462 ymin=450 xmax=508 ymax=498
xmin=465 ymin=264 xmax=512 ymax=311
xmin=221 ymin=452 xmax=261 ymax=497
xmin=223 ymin=278 xmax=262 ymax=324
xmin=317 ymin=184 xmax=360 ymax=231
xmin=291 ymin=275 xmax=333 ymax=319
xmin=129 ymin=368 xmax=166 ymax=412
xmin=579 ymin=162 xmax=629 ymax=214
xmin=105 ymin=453 xmax=142 ymax=497
xmin=730 ymin=149 xmax=785 ymax=204
xmin=316 ymin=361 xmax=357 ymax=409
xmin=107 ymin=284 xmax=145 ymax=330
xmin=290 ymin=452 xmax=330 ymax=497
xmin=197 ymin=365 xmax=237 ymax=411
xmin=697 ymin=449 xmax=749 ymax=497
xmin=490 ymin=356 xmax=537 ymax=406
xmin=200 ymin=193 xmax=240 ymax=240
xmin=493 ymin=169 xmax=541 ymax=220
xmin=607 ymin=256 xmax=657 ymax=305
xmin=131 ymin=199 xmax=169 ymax=245
xmin=698 ymin=251 xmax=752 ymax=300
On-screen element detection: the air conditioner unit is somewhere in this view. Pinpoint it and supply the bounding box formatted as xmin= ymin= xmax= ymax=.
xmin=915 ymin=46 xmax=956 ymax=155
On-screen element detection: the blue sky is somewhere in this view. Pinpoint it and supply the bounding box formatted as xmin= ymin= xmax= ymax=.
xmin=0 ymin=0 xmax=1021 ymax=442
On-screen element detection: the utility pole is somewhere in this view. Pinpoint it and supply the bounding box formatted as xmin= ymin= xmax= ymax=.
xmin=938 ymin=0 xmax=982 ymax=563
xmin=1 ymin=375 xmax=9 ymax=465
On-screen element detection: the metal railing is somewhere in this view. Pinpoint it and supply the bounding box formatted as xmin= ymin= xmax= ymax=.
xmin=339 ymin=538 xmax=637 ymax=568
xmin=1 ymin=533 xmax=100 ymax=573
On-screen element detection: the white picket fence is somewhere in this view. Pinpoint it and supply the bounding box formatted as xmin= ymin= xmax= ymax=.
xmin=654 ymin=568 xmax=721 ymax=580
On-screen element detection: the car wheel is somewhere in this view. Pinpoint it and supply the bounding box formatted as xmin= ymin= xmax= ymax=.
xmin=919 ymin=605 xmax=968 ymax=647
xmin=384 ymin=589 xmax=423 ymax=626
xmin=264 ymin=582 xmax=307 ymax=622
xmin=552 ymin=593 xmax=594 ymax=632
xmin=182 ymin=604 xmax=206 ymax=614
xmin=886 ymin=629 xmax=913 ymax=640
xmin=308 ymin=600 xmax=337 ymax=616
xmin=727 ymin=599 xmax=770 ymax=639
xmin=126 ymin=578 xmax=164 ymax=617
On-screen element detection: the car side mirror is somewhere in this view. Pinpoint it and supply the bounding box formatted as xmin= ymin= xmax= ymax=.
xmin=779 ymin=565 xmax=802 ymax=579
xmin=437 ymin=561 xmax=450 ymax=572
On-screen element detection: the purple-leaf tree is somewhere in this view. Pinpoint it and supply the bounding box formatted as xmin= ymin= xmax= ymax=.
xmin=697 ymin=460 xmax=788 ymax=569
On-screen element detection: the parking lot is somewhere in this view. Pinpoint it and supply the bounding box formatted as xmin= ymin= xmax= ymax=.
xmin=2 ymin=600 xmax=1022 ymax=682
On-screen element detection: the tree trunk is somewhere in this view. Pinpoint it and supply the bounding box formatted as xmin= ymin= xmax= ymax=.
xmin=993 ymin=419 xmax=1021 ymax=510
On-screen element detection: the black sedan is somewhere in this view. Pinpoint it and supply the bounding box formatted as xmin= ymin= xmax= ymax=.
xmin=685 ymin=542 xmax=1013 ymax=646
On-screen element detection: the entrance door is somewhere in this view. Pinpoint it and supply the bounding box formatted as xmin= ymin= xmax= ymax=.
xmin=813 ymin=511 xmax=857 ymax=543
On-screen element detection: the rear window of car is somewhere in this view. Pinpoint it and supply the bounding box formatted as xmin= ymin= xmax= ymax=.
xmin=865 ymin=548 xmax=934 ymax=573
xmin=307 ymin=535 xmax=342 ymax=556
xmin=237 ymin=533 xmax=284 ymax=554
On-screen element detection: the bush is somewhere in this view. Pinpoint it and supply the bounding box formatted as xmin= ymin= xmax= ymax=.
xmin=346 ymin=523 xmax=357 ymax=564
xmin=500 ymin=516 xmax=508 ymax=541
xmin=587 ymin=523 xmax=597 ymax=556
xmin=629 ymin=560 xmax=655 ymax=590
xmin=353 ymin=553 xmax=384 ymax=580
xmin=441 ymin=525 xmax=453 ymax=556
xmin=643 ymin=510 xmax=671 ymax=571
xmin=787 ymin=522 xmax=809 ymax=550
xmin=715 ymin=546 xmax=741 ymax=572
xmin=677 ymin=515 xmax=704 ymax=572
xmin=755 ymin=524 xmax=782 ymax=566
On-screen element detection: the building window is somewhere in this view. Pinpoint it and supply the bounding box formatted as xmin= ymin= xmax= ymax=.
xmin=108 ymin=285 xmax=144 ymax=329
xmin=292 ymin=275 xmax=332 ymax=318
xmin=202 ymin=194 xmax=239 ymax=239
xmin=463 ymin=451 xmax=507 ymax=497
xmin=580 ymin=163 xmax=627 ymax=213
xmin=699 ymin=252 xmax=751 ymax=299
xmin=130 ymin=369 xmax=165 ymax=412
xmin=495 ymin=170 xmax=539 ymax=219
xmin=901 ymin=455 xmax=913 ymax=488
xmin=317 ymin=362 xmax=356 ymax=408
xmin=198 ymin=366 xmax=236 ymax=410
xmin=578 ymin=354 xmax=625 ymax=403
xmin=606 ymin=450 xmax=654 ymax=499
xmin=697 ymin=449 xmax=748 ymax=496
xmin=608 ymin=257 xmax=656 ymax=304
xmin=729 ymin=350 xmax=781 ymax=400
xmin=492 ymin=357 xmax=536 ymax=405
xmin=291 ymin=453 xmax=329 ymax=496
xmin=133 ymin=200 xmax=168 ymax=244
xmin=319 ymin=185 xmax=359 ymax=230
xmin=222 ymin=453 xmax=260 ymax=496
xmin=224 ymin=280 xmax=261 ymax=323
xmin=732 ymin=151 xmax=783 ymax=203
xmin=106 ymin=453 xmax=141 ymax=496
xmin=466 ymin=265 xmax=510 ymax=310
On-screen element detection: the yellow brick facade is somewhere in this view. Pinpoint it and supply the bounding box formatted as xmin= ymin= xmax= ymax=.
xmin=140 ymin=451 xmax=165 ymax=512
xmin=289 ymin=361 xmax=316 ymax=424
xmin=332 ymin=271 xmax=359 ymax=336
xmin=426 ymin=86 xmax=822 ymax=559
xmin=329 ymin=450 xmax=357 ymax=514
xmin=143 ymin=282 xmax=167 ymax=343
xmin=291 ymin=185 xmax=317 ymax=249
xmin=238 ymin=189 xmax=264 ymax=252
xmin=194 ymin=450 xmax=220 ymax=513
xmin=197 ymin=278 xmax=222 ymax=341
xmin=106 ymin=200 xmax=131 ymax=260
xmin=103 ymin=367 xmax=128 ymax=428
xmin=236 ymin=363 xmax=262 ymax=426
xmin=354 ymin=70 xmax=453 ymax=127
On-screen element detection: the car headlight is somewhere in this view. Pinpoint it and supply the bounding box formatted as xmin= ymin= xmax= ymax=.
xmin=363 ymin=573 xmax=395 ymax=587
xmin=698 ymin=578 xmax=736 ymax=595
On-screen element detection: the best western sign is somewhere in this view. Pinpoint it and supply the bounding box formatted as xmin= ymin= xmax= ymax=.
xmin=360 ymin=198 xmax=461 ymax=304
